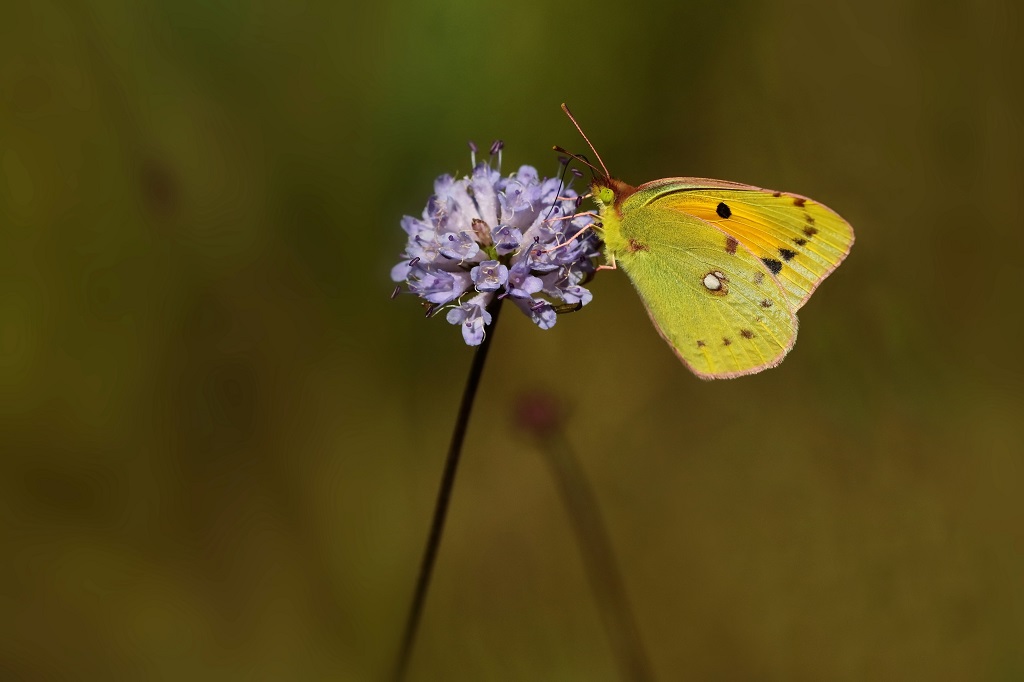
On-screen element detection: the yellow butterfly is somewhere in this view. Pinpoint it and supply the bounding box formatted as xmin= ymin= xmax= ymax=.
xmin=558 ymin=105 xmax=854 ymax=379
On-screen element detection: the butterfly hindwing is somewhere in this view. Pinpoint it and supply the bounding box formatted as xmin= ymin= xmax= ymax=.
xmin=614 ymin=203 xmax=798 ymax=379
xmin=633 ymin=179 xmax=854 ymax=311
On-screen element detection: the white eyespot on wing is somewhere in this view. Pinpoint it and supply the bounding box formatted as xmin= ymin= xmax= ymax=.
xmin=703 ymin=273 xmax=722 ymax=291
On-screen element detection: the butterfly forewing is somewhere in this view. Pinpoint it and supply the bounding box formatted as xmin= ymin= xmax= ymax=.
xmin=616 ymin=204 xmax=798 ymax=379
xmin=637 ymin=181 xmax=854 ymax=311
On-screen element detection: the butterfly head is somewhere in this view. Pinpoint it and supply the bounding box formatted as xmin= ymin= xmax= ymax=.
xmin=590 ymin=176 xmax=636 ymax=216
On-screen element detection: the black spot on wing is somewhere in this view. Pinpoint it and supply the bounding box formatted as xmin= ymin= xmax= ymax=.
xmin=779 ymin=248 xmax=797 ymax=261
xmin=804 ymin=226 xmax=818 ymax=238
xmin=696 ymin=340 xmax=706 ymax=348
xmin=716 ymin=202 xmax=731 ymax=219
xmin=725 ymin=236 xmax=738 ymax=254
xmin=740 ymin=329 xmax=754 ymax=339
xmin=793 ymin=197 xmax=806 ymax=207
xmin=793 ymin=238 xmax=807 ymax=246
xmin=723 ymin=337 xmax=732 ymax=346
xmin=761 ymin=258 xmax=783 ymax=275
xmin=760 ymin=299 xmax=773 ymax=308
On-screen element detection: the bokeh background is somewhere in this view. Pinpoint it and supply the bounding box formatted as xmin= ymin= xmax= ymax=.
xmin=2 ymin=0 xmax=1022 ymax=679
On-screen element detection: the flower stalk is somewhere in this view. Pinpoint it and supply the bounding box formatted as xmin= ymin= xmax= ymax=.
xmin=392 ymin=297 xmax=504 ymax=682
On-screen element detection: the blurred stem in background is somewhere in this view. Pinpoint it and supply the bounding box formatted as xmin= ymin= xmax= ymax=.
xmin=392 ymin=298 xmax=505 ymax=681
xmin=516 ymin=392 xmax=654 ymax=682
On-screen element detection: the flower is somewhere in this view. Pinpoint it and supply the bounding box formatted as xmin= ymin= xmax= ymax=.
xmin=392 ymin=142 xmax=600 ymax=345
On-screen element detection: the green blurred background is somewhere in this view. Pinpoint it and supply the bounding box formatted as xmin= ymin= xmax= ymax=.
xmin=2 ymin=0 xmax=1022 ymax=679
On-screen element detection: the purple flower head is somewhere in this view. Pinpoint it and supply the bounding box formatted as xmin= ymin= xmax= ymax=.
xmin=392 ymin=144 xmax=600 ymax=345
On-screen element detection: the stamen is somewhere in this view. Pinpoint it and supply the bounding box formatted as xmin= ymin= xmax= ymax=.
xmin=468 ymin=140 xmax=477 ymax=166
xmin=390 ymin=285 xmax=401 ymax=299
xmin=409 ymin=256 xmax=420 ymax=266
xmin=489 ymin=139 xmax=504 ymax=171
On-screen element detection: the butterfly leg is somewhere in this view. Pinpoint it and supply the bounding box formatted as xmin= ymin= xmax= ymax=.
xmin=540 ymin=223 xmax=597 ymax=254
xmin=545 ymin=211 xmax=601 ymax=224
xmin=541 ymin=212 xmax=604 ymax=253
xmin=597 ymin=253 xmax=617 ymax=271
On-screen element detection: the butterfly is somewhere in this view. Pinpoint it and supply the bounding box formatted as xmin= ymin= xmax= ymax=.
xmin=557 ymin=105 xmax=854 ymax=379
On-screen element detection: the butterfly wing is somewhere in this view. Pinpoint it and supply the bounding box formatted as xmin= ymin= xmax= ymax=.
xmin=613 ymin=202 xmax=798 ymax=379
xmin=634 ymin=178 xmax=854 ymax=311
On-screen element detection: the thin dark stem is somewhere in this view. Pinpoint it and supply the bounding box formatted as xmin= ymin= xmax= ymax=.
xmin=541 ymin=430 xmax=655 ymax=682
xmin=392 ymin=299 xmax=504 ymax=682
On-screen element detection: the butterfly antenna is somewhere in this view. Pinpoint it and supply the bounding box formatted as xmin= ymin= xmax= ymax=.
xmin=561 ymin=103 xmax=610 ymax=178
xmin=552 ymin=146 xmax=601 ymax=176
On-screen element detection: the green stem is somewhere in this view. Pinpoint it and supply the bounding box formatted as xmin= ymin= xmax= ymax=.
xmin=392 ymin=298 xmax=504 ymax=681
